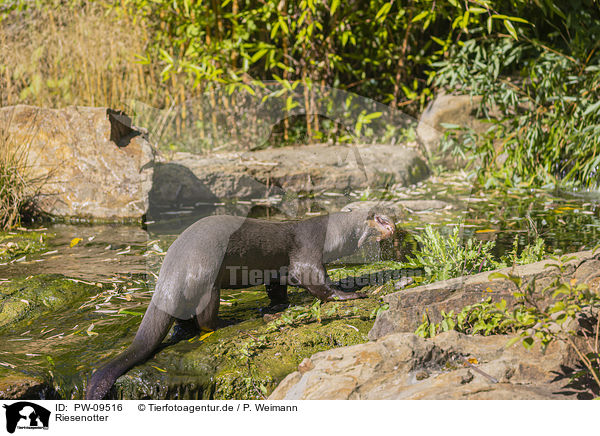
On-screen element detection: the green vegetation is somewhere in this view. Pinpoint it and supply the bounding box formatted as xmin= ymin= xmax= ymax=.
xmin=416 ymin=254 xmax=600 ymax=392
xmin=0 ymin=230 xmax=48 ymax=263
xmin=0 ymin=123 xmax=40 ymax=230
xmin=404 ymin=224 xmax=546 ymax=283
xmin=0 ymin=274 xmax=98 ymax=329
xmin=1 ymin=0 xmax=598 ymax=187
xmin=405 ymin=224 xmax=498 ymax=282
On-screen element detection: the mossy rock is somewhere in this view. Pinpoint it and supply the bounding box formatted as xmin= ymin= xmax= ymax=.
xmin=0 ymin=274 xmax=97 ymax=329
xmin=111 ymin=287 xmax=383 ymax=399
xmin=0 ymin=230 xmax=51 ymax=263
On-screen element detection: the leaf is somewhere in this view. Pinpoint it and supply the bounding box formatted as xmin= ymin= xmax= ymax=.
xmin=504 ymin=20 xmax=518 ymax=40
xmin=412 ymin=11 xmax=429 ymax=23
xmin=330 ymin=0 xmax=340 ymax=15
xmin=475 ymin=228 xmax=496 ymax=233
xmin=152 ymin=366 xmax=167 ymax=373
xmin=488 ymin=272 xmax=509 ymax=280
xmin=199 ymin=330 xmax=215 ymax=341
xmin=118 ymin=309 xmax=144 ymax=316
xmin=506 ymin=336 xmax=521 ymax=348
xmin=251 ymin=48 xmax=268 ymax=64
xmin=70 ymin=237 xmax=82 ymax=248
xmin=86 ymin=323 xmax=98 ymax=336
xmin=375 ymin=2 xmax=392 ymax=21
xmin=364 ymin=111 xmax=382 ymax=120
xmin=491 ymin=15 xmax=530 ymax=24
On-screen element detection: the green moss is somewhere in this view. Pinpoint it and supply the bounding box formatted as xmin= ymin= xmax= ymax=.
xmin=0 ymin=230 xmax=51 ymax=263
xmin=0 ymin=274 xmax=98 ymax=329
xmin=112 ymin=286 xmax=381 ymax=400
xmin=0 ymin=269 xmax=392 ymax=400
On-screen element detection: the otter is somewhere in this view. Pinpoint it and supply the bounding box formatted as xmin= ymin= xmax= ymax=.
xmin=85 ymin=209 xmax=395 ymax=399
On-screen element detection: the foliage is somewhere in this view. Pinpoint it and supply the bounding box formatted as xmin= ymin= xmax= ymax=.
xmin=2 ymin=0 xmax=599 ymax=185
xmin=435 ymin=1 xmax=600 ymax=188
xmin=404 ymin=224 xmax=498 ymax=283
xmin=1 ymin=0 xmax=544 ymax=150
xmin=415 ymin=298 xmax=521 ymax=338
xmin=499 ymin=235 xmax=546 ymax=267
xmin=416 ymin=254 xmax=600 ymax=393
xmin=0 ymin=231 xmax=47 ymax=262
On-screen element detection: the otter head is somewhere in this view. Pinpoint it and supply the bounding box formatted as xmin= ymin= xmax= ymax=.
xmin=358 ymin=212 xmax=395 ymax=247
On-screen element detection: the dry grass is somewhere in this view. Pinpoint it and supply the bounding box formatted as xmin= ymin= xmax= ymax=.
xmin=0 ymin=119 xmax=36 ymax=230
xmin=0 ymin=1 xmax=163 ymax=110
xmin=0 ymin=1 xmax=274 ymax=158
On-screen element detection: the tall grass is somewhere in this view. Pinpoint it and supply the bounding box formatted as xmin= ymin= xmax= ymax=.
xmin=0 ymin=1 xmax=160 ymax=110
xmin=0 ymin=120 xmax=37 ymax=230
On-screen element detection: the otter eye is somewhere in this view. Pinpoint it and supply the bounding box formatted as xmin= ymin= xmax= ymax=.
xmin=375 ymin=215 xmax=387 ymax=226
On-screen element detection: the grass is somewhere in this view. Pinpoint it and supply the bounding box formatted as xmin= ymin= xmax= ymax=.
xmin=0 ymin=120 xmax=34 ymax=230
xmin=0 ymin=1 xmax=154 ymax=110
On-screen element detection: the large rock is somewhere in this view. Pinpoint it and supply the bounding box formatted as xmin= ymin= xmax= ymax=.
xmin=369 ymin=250 xmax=597 ymax=340
xmin=163 ymin=143 xmax=429 ymax=201
xmin=0 ymin=105 xmax=154 ymax=220
xmin=416 ymin=93 xmax=487 ymax=168
xmin=269 ymin=330 xmax=580 ymax=400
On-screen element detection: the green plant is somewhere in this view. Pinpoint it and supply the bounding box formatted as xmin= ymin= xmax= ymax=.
xmin=499 ymin=235 xmax=546 ymax=267
xmin=416 ymin=254 xmax=600 ymax=393
xmin=405 ymin=224 xmax=499 ymax=283
xmin=434 ymin=2 xmax=600 ymax=189
xmin=415 ymin=298 xmax=524 ymax=339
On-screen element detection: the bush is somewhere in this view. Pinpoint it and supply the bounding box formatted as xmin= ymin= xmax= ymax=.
xmin=435 ymin=3 xmax=600 ymax=188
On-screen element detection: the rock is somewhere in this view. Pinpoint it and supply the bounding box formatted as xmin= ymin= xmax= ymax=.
xmin=341 ymin=201 xmax=404 ymax=219
xmin=0 ymin=105 xmax=154 ymax=220
xmin=0 ymin=371 xmax=54 ymax=400
xmin=341 ymin=199 xmax=450 ymax=219
xmin=396 ymin=199 xmax=451 ymax=211
xmin=369 ymin=250 xmax=596 ymax=340
xmin=269 ymin=330 xmax=580 ymax=400
xmin=416 ymin=93 xmax=487 ymax=169
xmin=167 ymin=143 xmax=429 ymax=201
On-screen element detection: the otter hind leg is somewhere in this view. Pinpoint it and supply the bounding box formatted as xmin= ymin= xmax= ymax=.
xmin=170 ymin=317 xmax=202 ymax=342
xmin=195 ymin=287 xmax=220 ymax=331
xmin=265 ymin=282 xmax=289 ymax=313
xmin=86 ymin=302 xmax=174 ymax=400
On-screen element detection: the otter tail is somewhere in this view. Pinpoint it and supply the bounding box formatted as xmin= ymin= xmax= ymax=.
xmin=86 ymin=302 xmax=174 ymax=399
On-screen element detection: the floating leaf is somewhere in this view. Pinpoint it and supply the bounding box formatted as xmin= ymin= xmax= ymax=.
xmin=70 ymin=237 xmax=82 ymax=248
xmin=118 ymin=309 xmax=144 ymax=316
xmin=86 ymin=323 xmax=98 ymax=336
xmin=199 ymin=330 xmax=215 ymax=341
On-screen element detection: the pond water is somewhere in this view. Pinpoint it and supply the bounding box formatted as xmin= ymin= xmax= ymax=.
xmin=1 ymin=172 xmax=599 ymax=398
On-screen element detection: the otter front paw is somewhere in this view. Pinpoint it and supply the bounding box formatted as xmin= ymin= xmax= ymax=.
xmin=330 ymin=291 xmax=368 ymax=301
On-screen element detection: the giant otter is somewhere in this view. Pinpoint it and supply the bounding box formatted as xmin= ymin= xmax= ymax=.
xmin=86 ymin=209 xmax=395 ymax=399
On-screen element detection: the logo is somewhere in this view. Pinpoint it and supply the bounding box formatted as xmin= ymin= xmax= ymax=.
xmin=2 ymin=402 xmax=50 ymax=434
